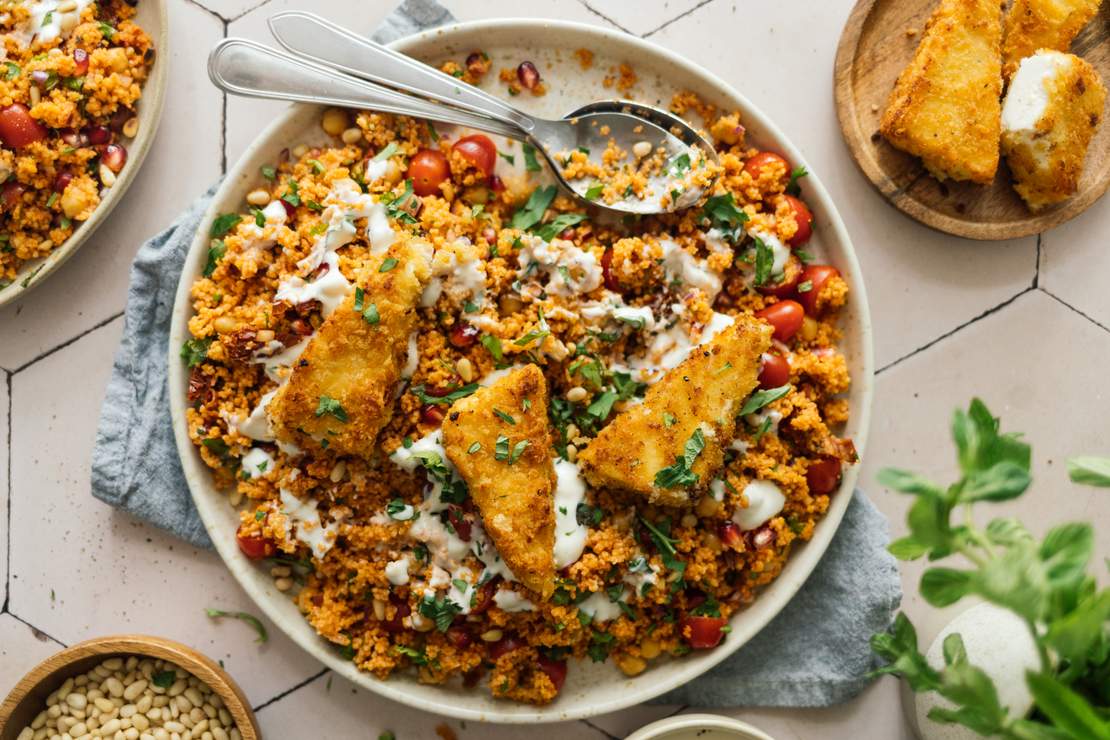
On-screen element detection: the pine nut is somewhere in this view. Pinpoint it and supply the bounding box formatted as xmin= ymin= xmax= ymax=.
xmin=274 ymin=577 xmax=293 ymax=591
xmin=329 ymin=459 xmax=346 ymax=482
xmin=696 ymin=495 xmax=721 ymax=518
xmin=632 ymin=141 xmax=652 ymax=159
xmin=99 ymin=163 xmax=116 ymax=187
xmin=639 ymin=638 xmax=661 ymax=659
xmin=456 ymin=357 xmax=474 ymax=382
xmin=58 ymin=0 xmax=78 ymax=11
xmin=269 ymin=565 xmax=291 ymax=578
xmin=615 ymin=654 xmax=647 ymax=676
xmin=291 ymin=144 xmax=308 ymax=159
xmin=244 ymin=189 xmax=270 ymax=206
xmin=372 ymin=598 xmax=386 ymax=620
xmin=212 ymin=316 xmax=238 ymax=333
xmin=254 ymin=329 xmax=274 ymax=343
xmin=681 ymin=513 xmax=698 ymax=528
xmin=122 ymin=117 xmax=139 ymax=138
xmin=321 ymin=108 xmax=348 ymax=136
xmin=565 ymin=444 xmax=578 ymax=463
xmin=28 ymin=85 xmax=40 ymax=105
xmin=340 ymin=127 xmax=363 ymax=145
xmin=566 ymin=386 xmax=588 ymax=402
xmin=480 ymin=629 xmax=503 ymax=642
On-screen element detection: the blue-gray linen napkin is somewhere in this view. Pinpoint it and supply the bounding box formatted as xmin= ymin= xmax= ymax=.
xmin=90 ymin=0 xmax=901 ymax=708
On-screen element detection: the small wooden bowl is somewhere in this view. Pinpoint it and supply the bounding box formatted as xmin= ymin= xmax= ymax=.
xmin=0 ymin=635 xmax=260 ymax=740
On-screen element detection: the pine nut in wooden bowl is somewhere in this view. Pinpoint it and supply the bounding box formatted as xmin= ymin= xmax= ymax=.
xmin=0 ymin=635 xmax=260 ymax=740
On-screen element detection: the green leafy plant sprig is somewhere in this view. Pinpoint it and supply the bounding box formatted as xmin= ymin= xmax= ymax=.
xmin=872 ymin=398 xmax=1110 ymax=739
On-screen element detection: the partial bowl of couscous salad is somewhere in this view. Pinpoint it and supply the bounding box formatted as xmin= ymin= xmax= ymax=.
xmin=0 ymin=0 xmax=167 ymax=306
xmin=168 ymin=18 xmax=874 ymax=722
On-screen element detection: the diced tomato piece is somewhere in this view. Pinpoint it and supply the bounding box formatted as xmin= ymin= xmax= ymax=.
xmin=420 ymin=404 xmax=445 ymax=426
xmin=488 ymin=635 xmax=524 ymax=660
xmin=235 ymin=524 xmax=275 ymax=560
xmin=600 ymin=248 xmax=619 ymax=291
xmin=381 ymin=597 xmax=411 ymax=634
xmin=680 ymin=616 xmax=727 ymax=649
xmin=796 ymin=265 xmax=841 ymax=315
xmin=754 ymin=300 xmax=804 ymax=342
xmin=806 ymin=457 xmax=842 ymax=496
xmin=537 ymin=655 xmax=568 ymax=692
xmin=784 ymin=195 xmax=813 ymax=247
xmin=0 ymin=104 xmax=47 ymax=148
xmin=470 ymin=578 xmax=501 ymax=615
xmin=451 ymin=134 xmax=497 ymax=177
xmin=2 ymin=181 xmax=25 ymax=211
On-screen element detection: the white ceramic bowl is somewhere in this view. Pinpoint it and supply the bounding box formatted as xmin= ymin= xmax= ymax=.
xmin=0 ymin=0 xmax=168 ymax=305
xmin=626 ymin=713 xmax=776 ymax=740
xmin=168 ymin=18 xmax=874 ymax=723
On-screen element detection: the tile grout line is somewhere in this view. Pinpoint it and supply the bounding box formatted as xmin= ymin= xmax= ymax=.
xmin=2 ymin=370 xmax=10 ymax=614
xmin=6 ymin=609 xmax=68 ymax=649
xmin=642 ymin=0 xmax=718 ymax=38
xmin=1040 ymin=287 xmax=1110 ymax=335
xmin=11 ymin=311 xmax=125 ymax=375
xmin=183 ymin=0 xmax=227 ymax=23
xmin=228 ymin=0 xmax=277 ymax=25
xmin=1033 ymin=233 xmax=1041 ymax=288
xmin=576 ymin=0 xmax=636 ymax=35
xmin=875 ymin=286 xmax=1035 ymax=376
xmin=251 ymin=667 xmax=328 ymax=713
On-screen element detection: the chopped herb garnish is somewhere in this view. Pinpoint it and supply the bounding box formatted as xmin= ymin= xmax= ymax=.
xmin=798 ymin=280 xmax=813 ymax=293
xmin=738 ymin=384 xmax=791 ymax=417
xmin=785 ymin=165 xmax=809 ymax=196
xmin=654 ymin=428 xmax=706 ymax=489
xmin=508 ymin=439 xmax=529 ymax=465
xmin=372 ymin=142 xmax=399 ymax=161
xmin=513 ymin=308 xmax=550 ymax=347
xmin=467 ymin=441 xmax=481 ymax=454
xmin=251 ymin=207 xmax=265 ymax=227
xmin=576 ymin=503 xmax=603 ymax=527
xmin=584 ymin=182 xmax=604 ymax=201
xmin=510 ymin=185 xmax=557 ymax=231
xmin=522 ymin=142 xmax=542 ymax=172
xmin=315 ymin=395 xmax=349 ymax=422
xmin=752 ymin=237 xmax=774 ymax=286
xmin=533 ymin=212 xmax=587 ymax=242
xmin=281 ymin=179 xmax=301 ymax=207
xmin=379 ymin=257 xmax=398 ymax=272
xmin=480 ymin=334 xmax=503 ymax=362
xmin=498 ymin=151 xmax=515 ymax=165
xmin=493 ymin=408 xmax=516 ymax=425
xmin=419 ymin=594 xmax=461 ymax=632
xmin=260 ymin=165 xmax=276 ymax=181
xmin=700 ymin=192 xmax=749 ymax=235
xmin=410 ymin=383 xmax=479 ymax=405
xmin=663 ymin=412 xmax=676 ymax=428
xmin=180 ymin=337 xmax=212 ymax=368
xmin=494 ymin=434 xmax=511 ymax=461
xmin=208 ymin=213 xmax=241 ymax=238
xmin=205 ymin=608 xmax=268 ymax=643
xmin=362 ymin=302 xmax=380 ymax=325
xmin=386 ymin=498 xmax=416 ymax=521
xmin=151 ymin=670 xmax=176 ymax=689
xmin=667 ymin=152 xmax=691 ymax=176
xmin=4 ymin=63 xmax=19 ymax=80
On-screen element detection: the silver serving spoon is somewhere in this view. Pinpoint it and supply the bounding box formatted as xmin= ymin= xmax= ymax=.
xmin=210 ymin=12 xmax=718 ymax=215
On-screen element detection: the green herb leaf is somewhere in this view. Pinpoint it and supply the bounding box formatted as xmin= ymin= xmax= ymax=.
xmin=1066 ymin=456 xmax=1110 ymax=487
xmin=315 ymin=395 xmax=349 ymax=422
xmin=379 ymin=257 xmax=399 ymax=272
xmin=533 ymin=212 xmax=587 ymax=242
xmin=205 ymin=608 xmax=268 ymax=643
xmin=700 ymin=193 xmax=748 ymax=233
xmin=208 ymin=213 xmax=241 ymax=238
xmin=152 ymin=670 xmax=176 ymax=689
xmin=752 ymin=236 xmax=774 ymax=286
xmin=493 ymin=408 xmax=516 ymax=425
xmin=584 ymin=182 xmax=604 ymax=200
xmin=410 ymin=383 xmax=479 ymax=405
xmin=785 ymin=165 xmax=808 ymax=196
xmin=372 ymin=141 xmax=399 ymax=162
xmin=480 ymin=334 xmax=503 ymax=362
xmin=522 ymin=143 xmax=542 ymax=172
xmin=510 ymin=185 xmax=556 ymax=231
xmin=738 ymin=384 xmax=791 ymax=417
xmin=498 ymin=151 xmax=515 ymax=165
xmin=180 ymin=337 xmax=212 ymax=368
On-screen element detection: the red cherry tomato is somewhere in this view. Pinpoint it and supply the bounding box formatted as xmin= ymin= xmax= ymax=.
xmin=754 ymin=300 xmax=804 ymax=342
xmin=806 ymin=457 xmax=842 ymax=496
xmin=600 ymin=248 xmax=619 ymax=291
xmin=784 ymin=195 xmax=813 ymax=247
xmin=451 ymin=134 xmax=497 ymax=177
xmin=407 ymin=149 xmax=450 ymax=196
xmin=449 ymin=322 xmax=479 ymax=348
xmin=0 ymin=104 xmax=47 ymax=148
xmin=446 ymin=505 xmax=472 ymax=541
xmin=235 ymin=524 xmax=275 ymax=560
xmin=470 ymin=578 xmax=501 ymax=615
xmin=743 ymin=151 xmax=789 ymax=183
xmin=758 ymin=352 xmax=791 ymax=389
xmin=2 ymin=181 xmax=25 ymax=211
xmin=537 ymin=656 xmax=568 ymax=693
xmin=381 ymin=597 xmax=412 ymax=634
xmin=757 ymin=254 xmax=802 ymax=298
xmin=717 ymin=522 xmax=743 ymax=550
xmin=680 ymin=616 xmax=728 ymax=649
xmin=488 ymin=635 xmax=524 ymax=660
xmin=796 ymin=265 xmax=841 ymax=315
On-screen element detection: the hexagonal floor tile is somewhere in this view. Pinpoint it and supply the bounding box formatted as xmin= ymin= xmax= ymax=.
xmin=1040 ymin=199 xmax=1110 ymax=332
xmin=0 ymin=0 xmax=224 ymax=372
xmin=582 ymin=0 xmax=707 ymax=36
xmin=253 ymin=670 xmax=610 ymax=739
xmin=0 ymin=613 xmax=64 ymax=696
xmin=862 ymin=289 xmax=1110 ymax=644
xmin=223 ymin=0 xmax=606 ymax=166
xmin=8 ymin=317 xmax=324 ymax=707
xmin=648 ymin=0 xmax=1038 ymax=369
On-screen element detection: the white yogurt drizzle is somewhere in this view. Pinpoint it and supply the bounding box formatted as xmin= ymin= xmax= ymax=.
xmin=516 ymin=233 xmax=603 ymax=297
xmin=279 ymin=488 xmax=340 ymax=560
xmin=10 ymin=0 xmax=94 ymax=46
xmin=732 ymin=480 xmax=786 ymax=531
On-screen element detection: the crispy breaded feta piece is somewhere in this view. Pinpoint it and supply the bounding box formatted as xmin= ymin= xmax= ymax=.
xmin=879 ymin=0 xmax=1003 ymax=184
xmin=1002 ymin=0 xmax=1101 ymax=81
xmin=1002 ymin=50 xmax=1106 ymax=210
xmin=442 ymin=365 xmax=557 ymax=598
xmin=268 ymin=239 xmax=432 ymax=457
xmin=577 ymin=316 xmax=772 ymax=508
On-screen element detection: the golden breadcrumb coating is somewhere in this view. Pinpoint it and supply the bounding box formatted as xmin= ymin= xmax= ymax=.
xmin=1002 ymin=0 xmax=1102 ymax=81
xmin=879 ymin=0 xmax=1003 ymax=184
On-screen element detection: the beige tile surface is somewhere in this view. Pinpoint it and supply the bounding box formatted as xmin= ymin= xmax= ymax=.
xmin=2 ymin=0 xmax=1109 ymax=737
xmin=0 ymin=0 xmax=224 ymax=372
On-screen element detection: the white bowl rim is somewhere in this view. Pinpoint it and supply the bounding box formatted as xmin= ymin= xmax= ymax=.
xmin=625 ymin=713 xmax=777 ymax=740
xmin=0 ymin=0 xmax=169 ymax=306
xmin=168 ymin=16 xmax=874 ymax=723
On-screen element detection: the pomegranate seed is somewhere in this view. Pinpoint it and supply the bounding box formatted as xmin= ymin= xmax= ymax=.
xmin=101 ymin=143 xmax=127 ymax=172
xmin=447 ymin=626 xmax=472 ymax=649
xmin=108 ymin=106 xmax=133 ymax=133
xmin=2 ymin=181 xmax=24 ymax=210
xmin=558 ymin=228 xmax=576 ymax=240
xmin=73 ymin=48 xmax=89 ymax=75
xmin=290 ymin=318 xmax=313 ymax=336
xmin=86 ymin=125 xmax=111 ymax=145
xmin=280 ymin=198 xmax=296 ymax=218
xmin=53 ymin=171 xmax=73 ymax=193
xmin=718 ymin=522 xmax=743 ymax=550
xmin=750 ymin=526 xmax=775 ymax=549
xmin=421 ymin=404 xmax=445 ymax=426
xmin=449 ymin=322 xmax=479 ymax=348
xmin=488 ymin=174 xmax=505 ymax=192
xmin=480 ymin=226 xmax=496 ymax=243
xmin=516 ymin=61 xmax=540 ymax=90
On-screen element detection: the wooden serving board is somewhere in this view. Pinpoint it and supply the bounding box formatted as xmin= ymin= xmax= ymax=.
xmin=834 ymin=0 xmax=1110 ymax=240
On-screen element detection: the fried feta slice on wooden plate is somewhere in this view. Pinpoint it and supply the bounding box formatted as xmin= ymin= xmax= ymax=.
xmin=1002 ymin=50 xmax=1106 ymax=211
xmin=577 ymin=316 xmax=772 ymax=508
xmin=879 ymin=0 xmax=1004 ymax=184
xmin=1002 ymin=0 xmax=1102 ymax=81
xmin=442 ymin=364 xmax=557 ymax=599
xmin=268 ymin=238 xmax=432 ymax=457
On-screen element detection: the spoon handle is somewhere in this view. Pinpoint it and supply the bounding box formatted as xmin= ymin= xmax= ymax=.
xmin=208 ymin=38 xmax=525 ymax=140
xmin=268 ymin=11 xmax=538 ymax=134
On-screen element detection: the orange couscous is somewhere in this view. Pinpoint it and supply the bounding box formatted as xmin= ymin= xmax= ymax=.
xmin=0 ymin=0 xmax=154 ymax=287
xmin=182 ymin=55 xmax=855 ymax=705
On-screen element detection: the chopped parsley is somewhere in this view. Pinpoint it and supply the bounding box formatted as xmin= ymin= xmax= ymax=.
xmin=208 ymin=213 xmax=241 ymax=238
xmin=798 ymin=279 xmax=813 ymax=293
xmin=513 ymin=308 xmax=550 ymax=347
xmin=785 ymin=165 xmax=809 ymax=196
xmin=493 ymin=408 xmax=516 ymax=425
xmin=700 ymin=193 xmax=748 ymax=237
xmin=418 ymin=593 xmax=463 ymax=631
xmin=576 ymin=503 xmax=603 ymax=527
xmin=584 ymin=182 xmax=604 ymax=201
xmin=4 ymin=63 xmax=19 ymax=80
xmin=204 ymin=608 xmax=268 ymax=643
xmin=662 ymin=412 xmax=676 ymax=428
xmin=508 ymin=439 xmax=529 ymax=465
xmin=251 ymin=207 xmax=265 ymax=227
xmin=315 ymin=395 xmax=349 ymax=422
xmin=379 ymin=257 xmax=398 ymax=272
xmin=522 ymin=142 xmax=542 ymax=172
xmin=372 ymin=142 xmax=399 ymax=162
xmin=180 ymin=337 xmax=212 ymax=368
xmin=510 ymin=185 xmax=556 ymax=231
xmin=203 ymin=240 xmax=227 ymax=277
xmin=410 ymin=383 xmax=480 ymax=405
xmin=533 ymin=212 xmax=587 ymax=242
xmin=386 ymin=498 xmax=416 ymax=520
xmin=498 ymin=151 xmax=515 ymax=165
xmin=260 ymin=165 xmax=276 ymax=181
xmin=480 ymin=334 xmax=503 ymax=362
xmin=639 ymin=516 xmax=686 ymax=578
xmin=667 ymin=152 xmax=691 ymax=177
xmin=467 ymin=441 xmax=482 ymax=454
xmin=738 ymin=384 xmax=791 ymax=417
xmin=654 ymin=428 xmax=706 ymax=489
xmin=281 ymin=179 xmax=301 ymax=208
xmin=752 ymin=236 xmax=774 ymax=286
xmin=494 ymin=434 xmax=511 ymax=461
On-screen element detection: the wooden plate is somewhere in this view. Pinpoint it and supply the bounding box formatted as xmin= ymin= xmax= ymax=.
xmin=834 ymin=0 xmax=1110 ymax=240
xmin=0 ymin=635 xmax=260 ymax=739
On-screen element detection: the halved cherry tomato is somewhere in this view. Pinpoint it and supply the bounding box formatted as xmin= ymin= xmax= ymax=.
xmin=407 ymin=149 xmax=450 ymax=196
xmin=784 ymin=195 xmax=813 ymax=247
xmin=758 ymin=352 xmax=791 ymax=389
xmin=680 ymin=615 xmax=727 ymax=649
xmin=451 ymin=134 xmax=497 ymax=177
xmin=743 ymin=151 xmax=789 ymax=183
xmin=757 ymin=254 xmax=802 ymax=298
xmin=600 ymin=248 xmax=619 ymax=291
xmin=537 ymin=656 xmax=568 ymax=692
xmin=488 ymin=635 xmax=524 ymax=660
xmin=0 ymin=104 xmax=47 ymax=148
xmin=806 ymin=457 xmax=842 ymax=496
xmin=235 ymin=524 xmax=275 ymax=560
xmin=754 ymin=300 xmax=804 ymax=342
xmin=796 ymin=265 xmax=841 ymax=315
